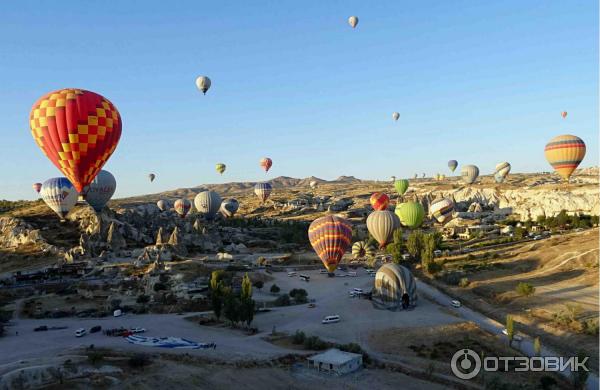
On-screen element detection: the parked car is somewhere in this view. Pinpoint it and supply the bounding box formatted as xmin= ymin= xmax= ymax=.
xmin=501 ymin=329 xmax=523 ymax=341
xmin=90 ymin=325 xmax=102 ymax=333
xmin=75 ymin=328 xmax=87 ymax=337
xmin=353 ymin=288 xmax=364 ymax=294
xmin=319 ymin=270 xmax=328 ymax=274
xmin=113 ymin=309 xmax=122 ymax=317
xmin=533 ymin=235 xmax=542 ymax=241
xmin=322 ymin=315 xmax=340 ymax=324
xmin=347 ymin=271 xmax=357 ymax=277
xmin=287 ymin=271 xmax=297 ymax=277
xmin=130 ymin=327 xmax=146 ymax=334
xmin=451 ymin=300 xmax=461 ymax=308
xmin=308 ymin=303 xmax=316 ymax=308
xmin=34 ymin=325 xmax=48 ymax=332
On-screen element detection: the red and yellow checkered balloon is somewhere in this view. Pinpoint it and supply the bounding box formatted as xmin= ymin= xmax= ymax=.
xmin=30 ymin=89 xmax=122 ymax=193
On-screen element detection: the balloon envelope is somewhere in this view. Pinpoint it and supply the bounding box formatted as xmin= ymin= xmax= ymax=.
xmin=370 ymin=192 xmax=389 ymax=211
xmin=348 ymin=16 xmax=359 ymax=28
xmin=254 ymin=182 xmax=272 ymax=202
xmin=259 ymin=157 xmax=272 ymax=172
xmin=220 ymin=198 xmax=239 ymax=217
xmin=367 ymin=210 xmax=400 ymax=248
xmin=392 ymin=112 xmax=400 ymax=121
xmin=32 ymin=183 xmax=42 ymax=193
xmin=148 ymin=173 xmax=156 ymax=182
xmin=561 ymin=111 xmax=567 ymax=119
xmin=544 ymin=135 xmax=586 ymax=181
xmin=157 ymin=199 xmax=167 ymax=211
xmin=215 ymin=163 xmax=226 ymax=175
xmin=41 ymin=177 xmax=78 ymax=219
xmin=352 ymin=241 xmax=376 ymax=259
xmin=308 ymin=215 xmax=352 ymax=273
xmin=448 ymin=160 xmax=458 ymax=172
xmin=429 ymin=198 xmax=454 ymax=224
xmin=30 ymin=89 xmax=122 ymax=193
xmin=394 ymin=179 xmax=409 ymax=196
xmin=83 ymin=170 xmax=116 ymax=212
xmin=460 ymin=165 xmax=479 ymax=185
xmin=196 ymin=76 xmax=211 ymax=94
xmin=494 ymin=162 xmax=511 ymax=183
xmin=194 ymin=191 xmax=222 ymax=219
xmin=395 ymin=201 xmax=424 ymax=229
xmin=174 ymin=198 xmax=192 ymax=218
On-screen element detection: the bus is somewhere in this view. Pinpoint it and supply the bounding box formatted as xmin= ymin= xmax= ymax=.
xmin=299 ymin=274 xmax=310 ymax=282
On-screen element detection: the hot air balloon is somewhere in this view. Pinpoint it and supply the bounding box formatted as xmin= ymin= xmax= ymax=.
xmin=215 ymin=163 xmax=226 ymax=175
xmin=413 ymin=174 xmax=418 ymax=179
xmin=352 ymin=241 xmax=376 ymax=259
xmin=259 ymin=157 xmax=272 ymax=173
xmin=373 ymin=263 xmax=417 ymax=310
xmin=220 ymin=198 xmax=239 ymax=218
xmin=148 ymin=173 xmax=156 ymax=182
xmin=448 ymin=160 xmax=458 ymax=173
xmin=494 ymin=162 xmax=511 ymax=183
xmin=174 ymin=198 xmax=192 ymax=218
xmin=422 ymin=173 xmax=426 ymax=178
xmin=395 ymin=201 xmax=424 ymax=229
xmin=308 ymin=215 xmax=352 ymax=273
xmin=544 ymin=135 xmax=586 ymax=181
xmin=370 ymin=192 xmax=389 ymax=211
xmin=194 ymin=190 xmax=222 ymax=220
xmin=40 ymin=177 xmax=78 ymax=219
xmin=157 ymin=199 xmax=167 ymax=212
xmin=392 ymin=112 xmax=400 ymax=121
xmin=29 ymin=89 xmax=122 ymax=194
xmin=309 ymin=180 xmax=318 ymax=189
xmin=254 ymin=182 xmax=272 ymax=202
xmin=394 ymin=179 xmax=409 ymax=196
xmin=561 ymin=111 xmax=567 ymax=119
xmin=367 ymin=211 xmax=400 ymax=248
xmin=32 ymin=183 xmax=42 ymax=193
xmin=196 ymin=76 xmax=211 ymax=95
xmin=460 ymin=165 xmax=479 ymax=185
xmin=429 ymin=198 xmax=454 ymax=225
xmin=83 ymin=170 xmax=116 ymax=212
xmin=348 ymin=16 xmax=359 ymax=28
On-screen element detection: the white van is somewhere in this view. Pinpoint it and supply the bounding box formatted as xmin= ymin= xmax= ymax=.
xmin=287 ymin=271 xmax=297 ymax=277
xmin=322 ymin=315 xmax=340 ymax=324
xmin=347 ymin=271 xmax=357 ymax=277
xmin=353 ymin=288 xmax=363 ymax=294
xmin=299 ymin=274 xmax=310 ymax=282
xmin=113 ymin=309 xmax=122 ymax=317
xmin=75 ymin=328 xmax=87 ymax=337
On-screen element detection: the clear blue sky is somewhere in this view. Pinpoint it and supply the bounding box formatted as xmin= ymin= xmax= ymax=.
xmin=0 ymin=0 xmax=597 ymax=200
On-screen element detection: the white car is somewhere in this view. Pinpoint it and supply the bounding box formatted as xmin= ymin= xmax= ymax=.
xmin=347 ymin=272 xmax=357 ymax=277
xmin=501 ymin=329 xmax=523 ymax=341
xmin=287 ymin=272 xmax=297 ymax=277
xmin=75 ymin=328 xmax=87 ymax=337
xmin=451 ymin=300 xmax=461 ymax=308
xmin=130 ymin=327 xmax=146 ymax=334
xmin=322 ymin=315 xmax=340 ymax=324
xmin=319 ymin=270 xmax=329 ymax=274
xmin=353 ymin=288 xmax=363 ymax=294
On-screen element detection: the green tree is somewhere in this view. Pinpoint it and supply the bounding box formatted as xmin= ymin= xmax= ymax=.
xmin=240 ymin=297 xmax=255 ymax=326
xmin=506 ymin=314 xmax=515 ymax=347
xmin=270 ymin=284 xmax=280 ymax=294
xmin=210 ymin=270 xmax=225 ymax=291
xmin=516 ymin=282 xmax=535 ymax=296
xmin=536 ymin=215 xmax=546 ymax=226
xmin=533 ymin=337 xmax=541 ymax=356
xmin=514 ymin=226 xmax=526 ymax=240
xmin=556 ymin=210 xmax=569 ymax=227
xmin=252 ymin=280 xmax=264 ymax=291
xmin=241 ymin=273 xmax=252 ymax=300
xmin=223 ymin=290 xmax=240 ymax=325
xmin=136 ymin=294 xmax=150 ymax=304
xmin=289 ymin=288 xmax=308 ymax=303
xmin=406 ymin=230 xmax=424 ymax=259
xmin=386 ymin=228 xmax=404 ymax=263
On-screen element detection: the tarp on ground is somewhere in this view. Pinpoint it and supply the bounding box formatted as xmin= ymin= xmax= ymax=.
xmin=126 ymin=335 xmax=213 ymax=349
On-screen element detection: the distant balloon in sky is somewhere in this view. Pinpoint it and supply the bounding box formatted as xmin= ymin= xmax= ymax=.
xmin=448 ymin=160 xmax=458 ymax=173
xmin=392 ymin=112 xmax=400 ymax=121
xmin=148 ymin=173 xmax=156 ymax=182
xmin=370 ymin=192 xmax=390 ymax=211
xmin=157 ymin=199 xmax=167 ymax=212
xmin=494 ymin=162 xmax=511 ymax=183
xmin=40 ymin=177 xmax=78 ymax=220
xmin=32 ymin=183 xmax=42 ymax=193
xmin=30 ymin=88 xmax=122 ymax=194
xmin=194 ymin=190 xmax=222 ymax=220
xmin=394 ymin=179 xmax=409 ymax=196
xmin=429 ymin=197 xmax=454 ymax=225
xmin=309 ymin=215 xmax=352 ymax=273
xmin=414 ymin=174 xmax=418 ymax=179
xmin=348 ymin=16 xmax=359 ymax=28
xmin=260 ymin=157 xmax=272 ymax=173
xmin=561 ymin=111 xmax=567 ymax=119
xmin=254 ymin=182 xmax=272 ymax=202
xmin=220 ymin=198 xmax=239 ymax=218
xmin=83 ymin=170 xmax=116 ymax=212
xmin=196 ymin=76 xmax=211 ymax=95
xmin=544 ymin=134 xmax=586 ymax=181
xmin=215 ymin=163 xmax=226 ymax=175
xmin=422 ymin=173 xmax=426 ymax=178
xmin=460 ymin=165 xmax=480 ymax=185
xmin=174 ymin=198 xmax=192 ymax=218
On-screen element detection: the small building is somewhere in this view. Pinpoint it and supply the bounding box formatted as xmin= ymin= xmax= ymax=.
xmin=307 ymin=349 xmax=362 ymax=375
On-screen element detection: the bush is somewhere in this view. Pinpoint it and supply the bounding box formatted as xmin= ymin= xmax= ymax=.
xmin=136 ymin=294 xmax=150 ymax=304
xmin=292 ymin=330 xmax=306 ymax=344
xmin=153 ymin=282 xmax=167 ymax=292
xmin=458 ymin=277 xmax=470 ymax=288
xmin=274 ymin=294 xmax=291 ymax=306
xmin=515 ymin=282 xmax=535 ymax=296
xmin=252 ymin=280 xmax=264 ymax=291
xmin=128 ymin=353 xmax=151 ymax=368
xmin=303 ymin=335 xmax=328 ymax=350
xmin=583 ymin=318 xmax=599 ymax=335
xmin=289 ymin=288 xmax=308 ymax=303
xmin=87 ymin=351 xmax=104 ymax=365
xmin=270 ymin=284 xmax=280 ymax=294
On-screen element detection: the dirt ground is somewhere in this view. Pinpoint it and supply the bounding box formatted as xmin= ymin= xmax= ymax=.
xmin=434 ymin=229 xmax=599 ymax=369
xmin=368 ymin=322 xmax=570 ymax=388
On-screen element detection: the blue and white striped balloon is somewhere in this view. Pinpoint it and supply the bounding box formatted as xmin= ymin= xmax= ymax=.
xmin=40 ymin=177 xmax=78 ymax=219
